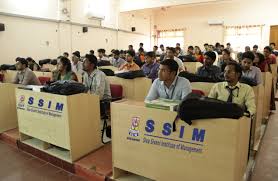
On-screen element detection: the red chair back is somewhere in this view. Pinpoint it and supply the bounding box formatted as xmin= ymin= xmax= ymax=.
xmin=0 ymin=74 xmax=4 ymax=82
xmin=192 ymin=89 xmax=205 ymax=96
xmin=110 ymin=84 xmax=123 ymax=100
xmin=38 ymin=76 xmax=51 ymax=85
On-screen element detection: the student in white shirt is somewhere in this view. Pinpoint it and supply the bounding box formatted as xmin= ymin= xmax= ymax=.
xmin=71 ymin=51 xmax=83 ymax=74
xmin=165 ymin=47 xmax=186 ymax=72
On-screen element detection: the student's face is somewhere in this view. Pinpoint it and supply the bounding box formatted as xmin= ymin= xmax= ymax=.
xmin=160 ymin=46 xmax=165 ymax=51
xmin=128 ymin=46 xmax=133 ymax=50
xmin=245 ymin=47 xmax=250 ymax=52
xmin=254 ymin=54 xmax=260 ymax=64
xmin=270 ymin=44 xmax=275 ymax=49
xmin=83 ymin=59 xmax=93 ymax=71
xmin=58 ymin=60 xmax=65 ymax=72
xmin=204 ymin=45 xmax=208 ymax=50
xmin=253 ymin=48 xmax=258 ymax=52
xmin=166 ymin=50 xmax=174 ymax=58
xmin=264 ymin=49 xmax=271 ymax=57
xmin=204 ymin=55 xmax=214 ymax=66
xmin=241 ymin=58 xmax=253 ymax=71
xmin=222 ymin=51 xmax=230 ymax=61
xmin=98 ymin=52 xmax=104 ymax=58
xmin=176 ymin=44 xmax=180 ymax=48
xmin=63 ymin=53 xmax=69 ymax=58
xmin=224 ymin=65 xmax=240 ymax=83
xmin=113 ymin=53 xmax=119 ymax=60
xmin=140 ymin=44 xmax=143 ymax=48
xmin=208 ymin=46 xmax=213 ymax=51
xmin=227 ymin=44 xmax=230 ymax=48
xmin=145 ymin=56 xmax=154 ymax=64
xmin=126 ymin=54 xmax=133 ymax=63
xmin=72 ymin=55 xmax=79 ymax=64
xmin=153 ymin=47 xmax=158 ymax=52
xmin=15 ymin=62 xmax=25 ymax=71
xmin=188 ymin=48 xmax=194 ymax=54
xmin=158 ymin=64 xmax=174 ymax=81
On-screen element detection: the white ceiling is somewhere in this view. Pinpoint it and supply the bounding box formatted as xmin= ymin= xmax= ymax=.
xmin=120 ymin=0 xmax=230 ymax=12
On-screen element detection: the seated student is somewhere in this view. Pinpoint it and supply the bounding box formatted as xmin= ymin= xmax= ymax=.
xmin=119 ymin=50 xmax=140 ymax=71
xmin=82 ymin=54 xmax=111 ymax=100
xmin=194 ymin=46 xmax=204 ymax=64
xmin=270 ymin=42 xmax=278 ymax=56
xmin=63 ymin=52 xmax=69 ymax=58
xmin=26 ymin=57 xmax=40 ymax=71
xmin=13 ymin=58 xmax=41 ymax=85
xmin=208 ymin=62 xmax=256 ymax=116
xmin=252 ymin=45 xmax=259 ymax=54
xmin=71 ymin=51 xmax=83 ymax=74
xmin=254 ymin=52 xmax=269 ymax=72
xmin=52 ymin=57 xmax=78 ymax=81
xmin=134 ymin=48 xmax=145 ymax=67
xmin=185 ymin=46 xmax=196 ymax=61
xmin=197 ymin=51 xmax=221 ymax=80
xmin=110 ymin=50 xmax=126 ymax=68
xmin=145 ymin=59 xmax=191 ymax=101
xmin=141 ymin=51 xmax=160 ymax=81
xmin=264 ymin=46 xmax=277 ymax=65
xmin=89 ymin=50 xmax=94 ymax=55
xmin=165 ymin=47 xmax=186 ymax=72
xmin=97 ymin=48 xmax=111 ymax=66
xmin=176 ymin=43 xmax=185 ymax=56
xmin=241 ymin=51 xmax=262 ymax=85
xmin=218 ymin=49 xmax=235 ymax=72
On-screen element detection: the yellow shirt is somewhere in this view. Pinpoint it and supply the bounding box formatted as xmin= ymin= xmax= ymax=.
xmin=208 ymin=81 xmax=256 ymax=115
xmin=119 ymin=62 xmax=140 ymax=71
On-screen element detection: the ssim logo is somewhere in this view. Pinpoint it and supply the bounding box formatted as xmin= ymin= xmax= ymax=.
xmin=128 ymin=117 xmax=140 ymax=137
xmin=27 ymin=97 xmax=64 ymax=112
xmin=17 ymin=95 xmax=25 ymax=108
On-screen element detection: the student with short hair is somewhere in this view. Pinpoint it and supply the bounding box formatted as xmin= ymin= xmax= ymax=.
xmin=111 ymin=50 xmax=126 ymax=68
xmin=208 ymin=62 xmax=256 ymax=116
xmin=203 ymin=43 xmax=209 ymax=53
xmin=141 ymin=51 xmax=160 ymax=81
xmin=26 ymin=57 xmax=40 ymax=71
xmin=176 ymin=43 xmax=185 ymax=56
xmin=52 ymin=57 xmax=78 ymax=81
xmin=165 ymin=47 xmax=186 ymax=72
xmin=71 ymin=51 xmax=83 ymax=74
xmin=264 ymin=46 xmax=277 ymax=65
xmin=119 ymin=50 xmax=140 ymax=71
xmin=218 ymin=49 xmax=235 ymax=72
xmin=197 ymin=51 xmax=221 ymax=80
xmin=97 ymin=49 xmax=111 ymax=66
xmin=13 ymin=58 xmax=41 ymax=85
xmin=241 ymin=51 xmax=262 ymax=85
xmin=63 ymin=52 xmax=69 ymax=58
xmin=252 ymin=45 xmax=259 ymax=54
xmin=145 ymin=59 xmax=191 ymax=101
xmin=226 ymin=43 xmax=233 ymax=53
xmin=245 ymin=46 xmax=251 ymax=52
xmin=82 ymin=54 xmax=111 ymax=100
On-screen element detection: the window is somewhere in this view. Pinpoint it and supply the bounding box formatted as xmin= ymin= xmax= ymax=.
xmin=224 ymin=25 xmax=264 ymax=52
xmin=157 ymin=29 xmax=185 ymax=48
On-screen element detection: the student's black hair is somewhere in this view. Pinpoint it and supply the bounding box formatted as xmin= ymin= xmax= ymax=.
xmin=57 ymin=56 xmax=63 ymax=59
xmin=16 ymin=58 xmax=28 ymax=67
xmin=72 ymin=51 xmax=81 ymax=58
xmin=128 ymin=45 xmax=133 ymax=48
xmin=154 ymin=45 xmax=158 ymax=49
xmin=204 ymin=51 xmax=216 ymax=61
xmin=253 ymin=45 xmax=258 ymax=48
xmin=63 ymin=52 xmax=69 ymax=57
xmin=160 ymin=44 xmax=164 ymax=48
xmin=223 ymin=48 xmax=231 ymax=56
xmin=255 ymin=52 xmax=265 ymax=64
xmin=226 ymin=43 xmax=231 ymax=46
xmin=126 ymin=50 xmax=135 ymax=57
xmin=188 ymin=46 xmax=194 ymax=50
xmin=85 ymin=54 xmax=98 ymax=68
xmin=113 ymin=50 xmax=120 ymax=56
xmin=264 ymin=46 xmax=272 ymax=52
xmin=15 ymin=57 xmax=21 ymax=62
xmin=204 ymin=43 xmax=209 ymax=46
xmin=242 ymin=51 xmax=255 ymax=61
xmin=168 ymin=47 xmax=176 ymax=54
xmin=160 ymin=59 xmax=179 ymax=75
xmin=59 ymin=57 xmax=72 ymax=72
xmin=270 ymin=42 xmax=276 ymax=46
xmin=145 ymin=51 xmax=155 ymax=58
xmin=139 ymin=43 xmax=143 ymax=46
xmin=26 ymin=57 xmax=34 ymax=62
xmin=220 ymin=45 xmax=225 ymax=48
xmin=176 ymin=43 xmax=180 ymax=46
xmin=97 ymin=49 xmax=106 ymax=54
xmin=89 ymin=50 xmax=94 ymax=55
xmin=215 ymin=42 xmax=221 ymax=47
xmin=226 ymin=61 xmax=242 ymax=78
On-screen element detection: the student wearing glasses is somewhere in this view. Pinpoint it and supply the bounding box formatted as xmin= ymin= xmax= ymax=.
xmin=208 ymin=61 xmax=256 ymax=116
xmin=145 ymin=59 xmax=191 ymax=101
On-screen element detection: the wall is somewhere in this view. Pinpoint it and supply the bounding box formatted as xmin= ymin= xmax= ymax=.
xmin=153 ymin=0 xmax=278 ymax=51
xmin=0 ymin=0 xmax=152 ymax=64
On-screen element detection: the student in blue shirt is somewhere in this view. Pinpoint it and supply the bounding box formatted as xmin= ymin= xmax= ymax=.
xmin=141 ymin=51 xmax=160 ymax=81
xmin=145 ymin=59 xmax=192 ymax=101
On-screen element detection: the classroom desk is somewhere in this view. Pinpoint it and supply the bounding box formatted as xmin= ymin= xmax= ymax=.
xmin=262 ymin=72 xmax=272 ymax=120
xmin=183 ymin=62 xmax=202 ymax=73
xmin=2 ymin=70 xmax=52 ymax=83
xmin=111 ymin=100 xmax=250 ymax=181
xmin=16 ymin=89 xmax=101 ymax=162
xmin=190 ymin=82 xmax=264 ymax=149
xmin=0 ymin=83 xmax=18 ymax=133
xmin=99 ymin=66 xmax=118 ymax=72
xmin=107 ymin=77 xmax=152 ymax=101
xmin=270 ymin=63 xmax=277 ymax=93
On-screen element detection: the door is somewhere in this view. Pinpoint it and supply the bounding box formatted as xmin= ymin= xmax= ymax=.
xmin=270 ymin=25 xmax=278 ymax=46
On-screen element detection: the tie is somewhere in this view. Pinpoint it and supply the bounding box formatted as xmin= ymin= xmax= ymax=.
xmin=226 ymin=86 xmax=238 ymax=103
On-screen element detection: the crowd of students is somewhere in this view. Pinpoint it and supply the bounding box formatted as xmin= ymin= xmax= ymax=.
xmin=1 ymin=41 xmax=277 ymax=117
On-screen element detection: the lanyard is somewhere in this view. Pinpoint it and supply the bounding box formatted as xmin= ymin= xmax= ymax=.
xmin=164 ymin=77 xmax=178 ymax=99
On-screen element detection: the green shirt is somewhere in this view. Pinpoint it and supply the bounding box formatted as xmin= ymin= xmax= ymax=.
xmin=52 ymin=71 xmax=75 ymax=81
xmin=208 ymin=81 xmax=256 ymax=115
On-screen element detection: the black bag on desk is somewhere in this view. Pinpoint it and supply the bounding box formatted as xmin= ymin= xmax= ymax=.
xmin=175 ymin=93 xmax=244 ymax=128
xmin=115 ymin=70 xmax=145 ymax=79
xmin=239 ymin=76 xmax=257 ymax=86
xmin=99 ymin=69 xmax=115 ymax=76
xmin=38 ymin=59 xmax=51 ymax=66
xmin=178 ymin=71 xmax=222 ymax=82
xmin=41 ymin=80 xmax=88 ymax=95
xmin=0 ymin=64 xmax=16 ymax=70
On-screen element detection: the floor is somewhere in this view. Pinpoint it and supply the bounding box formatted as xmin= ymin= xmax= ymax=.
xmin=0 ymin=141 xmax=85 ymax=181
